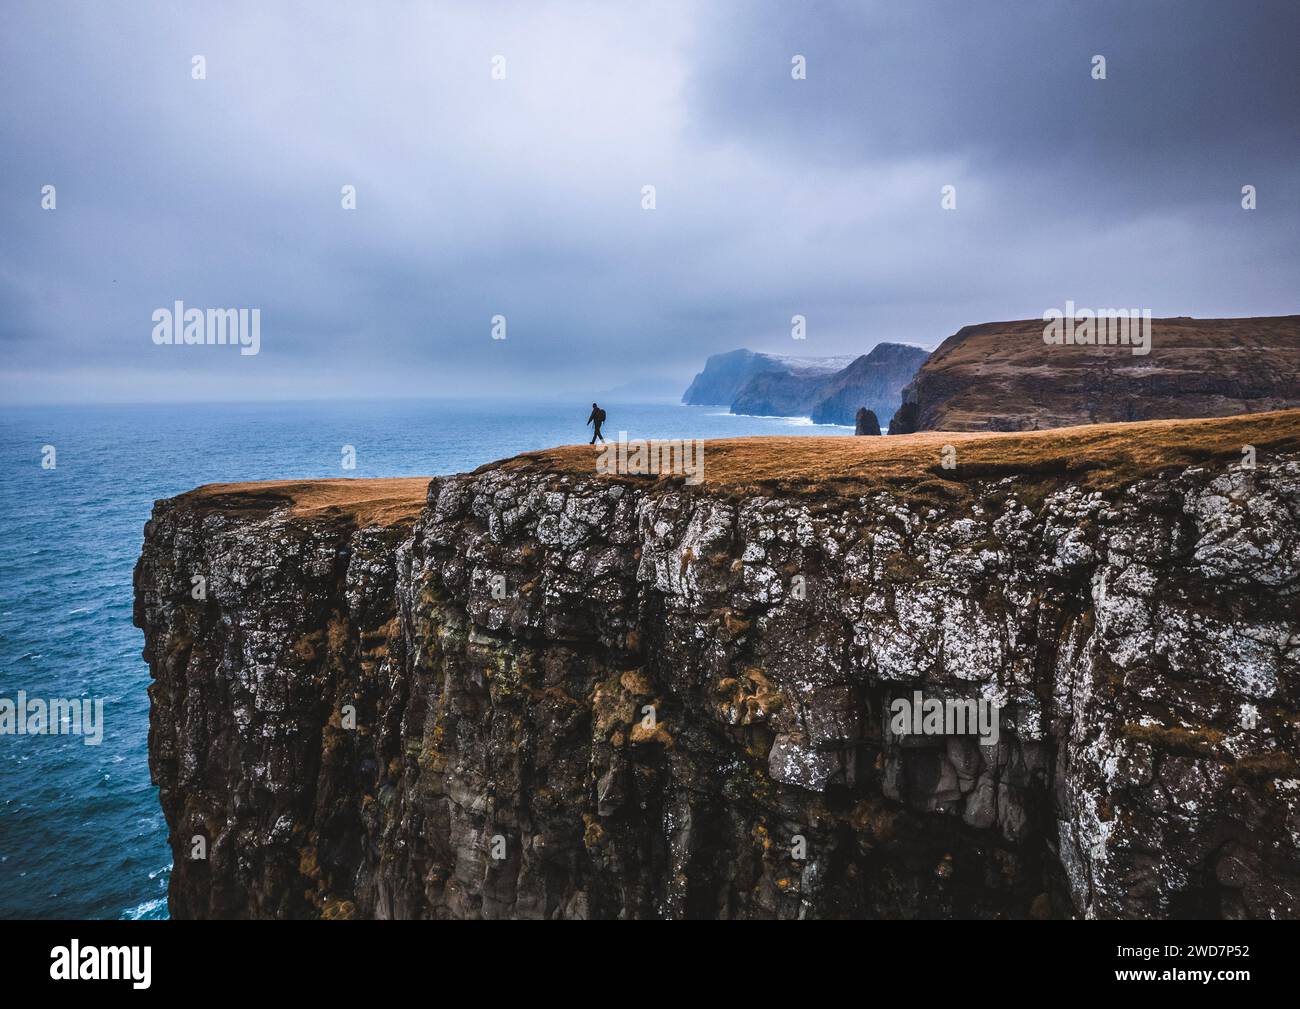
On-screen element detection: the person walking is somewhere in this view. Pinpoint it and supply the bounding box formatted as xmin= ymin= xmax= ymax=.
xmin=587 ymin=402 xmax=607 ymax=444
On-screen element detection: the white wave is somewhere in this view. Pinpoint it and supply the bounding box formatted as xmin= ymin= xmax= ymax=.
xmin=120 ymin=896 xmax=168 ymax=920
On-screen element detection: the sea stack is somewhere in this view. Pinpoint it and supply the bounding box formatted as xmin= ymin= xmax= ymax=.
xmin=854 ymin=408 xmax=881 ymax=435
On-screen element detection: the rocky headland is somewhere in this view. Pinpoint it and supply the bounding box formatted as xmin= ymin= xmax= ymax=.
xmin=889 ymin=316 xmax=1300 ymax=433
xmin=135 ymin=411 xmax=1300 ymax=919
xmin=683 ymin=344 xmax=929 ymax=427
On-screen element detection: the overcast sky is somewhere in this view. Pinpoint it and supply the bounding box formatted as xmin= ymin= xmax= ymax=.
xmin=2 ymin=0 xmax=1297 ymax=404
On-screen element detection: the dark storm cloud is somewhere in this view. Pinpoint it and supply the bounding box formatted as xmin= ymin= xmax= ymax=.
xmin=689 ymin=1 xmax=1300 ymax=174
xmin=1 ymin=0 xmax=1296 ymax=403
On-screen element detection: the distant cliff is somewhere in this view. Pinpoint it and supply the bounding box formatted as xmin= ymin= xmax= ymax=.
xmin=806 ymin=344 xmax=930 ymax=426
xmin=136 ymin=411 xmax=1300 ymax=919
xmin=889 ymin=315 xmax=1300 ymax=433
xmin=684 ymin=344 xmax=929 ymax=426
xmin=681 ymin=350 xmax=854 ymax=407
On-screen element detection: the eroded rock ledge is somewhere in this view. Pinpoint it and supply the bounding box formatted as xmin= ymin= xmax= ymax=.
xmin=134 ymin=417 xmax=1300 ymax=919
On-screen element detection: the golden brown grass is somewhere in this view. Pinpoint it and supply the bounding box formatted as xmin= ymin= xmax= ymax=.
xmin=183 ymin=477 xmax=430 ymax=527
xmin=178 ymin=409 xmax=1300 ymax=526
xmin=492 ymin=408 xmax=1300 ymax=502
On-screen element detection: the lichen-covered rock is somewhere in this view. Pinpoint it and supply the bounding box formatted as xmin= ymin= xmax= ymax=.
xmin=136 ymin=456 xmax=1300 ymax=919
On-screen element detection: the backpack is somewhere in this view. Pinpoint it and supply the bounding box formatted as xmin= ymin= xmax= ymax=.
xmin=595 ymin=408 xmax=607 ymax=424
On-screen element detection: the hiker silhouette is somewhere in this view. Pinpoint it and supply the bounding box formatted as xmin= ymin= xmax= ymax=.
xmin=587 ymin=402 xmax=607 ymax=444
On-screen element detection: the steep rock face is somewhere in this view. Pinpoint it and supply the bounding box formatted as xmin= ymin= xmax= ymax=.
xmin=680 ymin=344 xmax=928 ymax=425
xmin=134 ymin=486 xmax=417 ymax=919
xmin=890 ymin=316 xmax=1300 ymax=433
xmin=728 ymin=369 xmax=834 ymax=419
xmin=807 ymin=344 xmax=930 ymax=426
xmin=681 ymin=349 xmax=853 ymax=407
xmin=136 ymin=441 xmax=1300 ymax=919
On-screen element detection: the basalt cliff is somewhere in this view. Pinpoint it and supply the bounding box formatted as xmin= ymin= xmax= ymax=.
xmin=135 ymin=412 xmax=1300 ymax=919
xmin=682 ymin=344 xmax=928 ymax=427
xmin=889 ymin=315 xmax=1300 ymax=434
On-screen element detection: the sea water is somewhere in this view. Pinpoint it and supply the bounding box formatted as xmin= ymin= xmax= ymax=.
xmin=0 ymin=399 xmax=849 ymax=918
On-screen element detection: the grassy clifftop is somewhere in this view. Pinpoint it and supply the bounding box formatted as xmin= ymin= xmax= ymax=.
xmin=495 ymin=407 xmax=1300 ymax=499
xmin=173 ymin=408 xmax=1300 ymax=522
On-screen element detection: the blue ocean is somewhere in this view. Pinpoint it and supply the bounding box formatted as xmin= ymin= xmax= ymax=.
xmin=0 ymin=400 xmax=849 ymax=919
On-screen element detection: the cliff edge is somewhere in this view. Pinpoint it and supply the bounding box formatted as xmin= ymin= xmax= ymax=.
xmin=135 ymin=413 xmax=1300 ymax=919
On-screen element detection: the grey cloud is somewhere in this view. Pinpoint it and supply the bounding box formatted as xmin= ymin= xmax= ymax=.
xmin=1 ymin=0 xmax=1296 ymax=403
